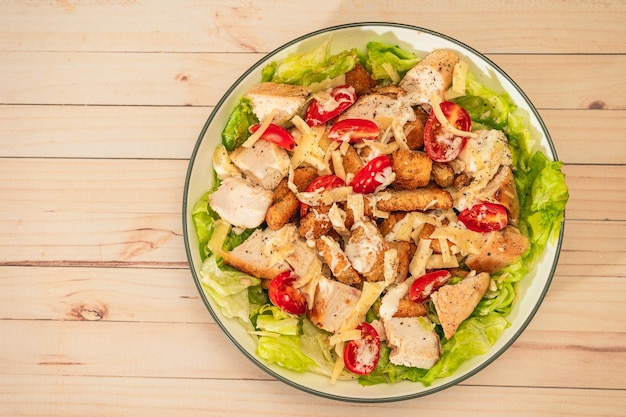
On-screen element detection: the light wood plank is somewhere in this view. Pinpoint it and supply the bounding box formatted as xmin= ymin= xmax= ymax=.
xmin=562 ymin=165 xmax=626 ymax=221
xmin=0 ymin=105 xmax=211 ymax=159
xmin=1 ymin=159 xmax=624 ymax=267
xmin=1 ymin=0 xmax=624 ymax=54
xmin=2 ymin=106 xmax=625 ymax=164
xmin=1 ymin=52 xmax=624 ymax=109
xmin=1 ymin=266 xmax=623 ymax=334
xmin=0 ymin=374 xmax=622 ymax=417
xmin=0 ymin=266 xmax=210 ymax=324
xmin=0 ymin=319 xmax=624 ymax=391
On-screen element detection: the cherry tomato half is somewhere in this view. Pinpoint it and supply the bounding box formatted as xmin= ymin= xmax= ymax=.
xmin=343 ymin=322 xmax=380 ymax=375
xmin=299 ymin=175 xmax=345 ymax=217
xmin=409 ymin=270 xmax=452 ymax=303
xmin=268 ymin=271 xmax=307 ymax=315
xmin=350 ymin=155 xmax=393 ymax=194
xmin=249 ymin=123 xmax=296 ymax=151
xmin=423 ymin=101 xmax=472 ymax=162
xmin=305 ymin=85 xmax=357 ymax=126
xmin=458 ymin=202 xmax=508 ymax=232
xmin=327 ymin=118 xmax=379 ymax=143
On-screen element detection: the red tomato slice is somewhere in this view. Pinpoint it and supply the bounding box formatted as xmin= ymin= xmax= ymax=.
xmin=305 ymin=85 xmax=357 ymax=126
xmin=299 ymin=175 xmax=345 ymax=217
xmin=350 ymin=155 xmax=393 ymax=194
xmin=343 ymin=322 xmax=380 ymax=375
xmin=458 ymin=202 xmax=508 ymax=232
xmin=268 ymin=271 xmax=307 ymax=315
xmin=423 ymin=101 xmax=472 ymax=162
xmin=249 ymin=123 xmax=296 ymax=151
xmin=409 ymin=270 xmax=452 ymax=303
xmin=327 ymin=118 xmax=379 ymax=143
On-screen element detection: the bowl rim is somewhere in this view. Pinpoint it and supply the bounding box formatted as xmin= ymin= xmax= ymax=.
xmin=182 ymin=21 xmax=565 ymax=402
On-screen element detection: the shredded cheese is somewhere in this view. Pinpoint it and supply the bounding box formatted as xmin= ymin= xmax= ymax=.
xmin=430 ymin=226 xmax=484 ymax=255
xmin=381 ymin=62 xmax=401 ymax=84
xmin=390 ymin=118 xmax=410 ymax=150
xmin=242 ymin=109 xmax=276 ymax=148
xmin=409 ymin=238 xmax=433 ymax=278
xmin=429 ymin=94 xmax=478 ymax=139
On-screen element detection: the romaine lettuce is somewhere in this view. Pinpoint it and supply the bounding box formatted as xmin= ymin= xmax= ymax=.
xmin=221 ymin=97 xmax=258 ymax=152
xmin=364 ymin=41 xmax=421 ymax=82
xmin=265 ymin=40 xmax=359 ymax=86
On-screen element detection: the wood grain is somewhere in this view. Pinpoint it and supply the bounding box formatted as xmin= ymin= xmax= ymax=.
xmin=1 ymin=0 xmax=624 ymax=415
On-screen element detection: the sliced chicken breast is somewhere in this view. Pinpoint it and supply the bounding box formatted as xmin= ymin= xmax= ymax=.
xmin=209 ymin=177 xmax=274 ymax=229
xmin=339 ymin=93 xmax=416 ymax=130
xmin=245 ymin=81 xmax=310 ymax=123
xmin=383 ymin=316 xmax=441 ymax=369
xmin=307 ymin=277 xmax=362 ymax=333
xmin=399 ymin=49 xmax=459 ymax=106
xmin=465 ymin=226 xmax=530 ymax=274
xmin=230 ymin=139 xmax=290 ymax=190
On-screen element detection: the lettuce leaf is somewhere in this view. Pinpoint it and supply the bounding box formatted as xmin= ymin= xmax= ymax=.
xmin=265 ymin=40 xmax=359 ymax=86
xmin=199 ymin=256 xmax=262 ymax=324
xmin=221 ymin=97 xmax=258 ymax=152
xmin=252 ymin=304 xmax=301 ymax=336
xmin=365 ymin=41 xmax=420 ymax=81
xmin=256 ymin=335 xmax=317 ymax=373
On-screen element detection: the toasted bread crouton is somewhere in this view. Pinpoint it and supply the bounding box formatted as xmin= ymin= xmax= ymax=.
xmin=342 ymin=144 xmax=364 ymax=177
xmin=298 ymin=205 xmax=332 ymax=240
xmin=376 ymin=186 xmax=453 ymax=212
xmin=344 ymin=220 xmax=388 ymax=282
xmin=392 ymin=149 xmax=432 ymax=190
xmin=308 ymin=277 xmax=362 ymax=333
xmin=245 ymin=82 xmax=310 ymax=123
xmin=453 ymin=172 xmax=472 ymax=190
xmin=465 ymin=226 xmax=529 ymax=274
xmin=431 ymin=272 xmax=491 ymax=339
xmin=266 ymin=191 xmax=298 ymax=230
xmin=387 ymin=241 xmax=413 ymax=282
xmin=316 ymin=236 xmax=362 ymax=286
xmin=220 ymin=228 xmax=290 ymax=280
xmin=345 ymin=63 xmax=377 ymax=95
xmin=399 ymin=49 xmax=459 ymax=106
xmin=292 ymin=166 xmax=318 ymax=190
xmin=403 ymin=106 xmax=429 ymax=150
xmin=431 ymin=162 xmax=455 ymax=188
xmin=393 ymin=297 xmax=429 ymax=318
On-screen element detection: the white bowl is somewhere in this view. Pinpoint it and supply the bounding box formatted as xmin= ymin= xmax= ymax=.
xmin=182 ymin=22 xmax=564 ymax=402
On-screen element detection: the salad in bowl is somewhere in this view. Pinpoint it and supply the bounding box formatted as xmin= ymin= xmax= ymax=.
xmin=183 ymin=23 xmax=568 ymax=402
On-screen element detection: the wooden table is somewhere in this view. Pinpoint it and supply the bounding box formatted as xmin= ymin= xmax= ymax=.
xmin=1 ymin=1 xmax=624 ymax=415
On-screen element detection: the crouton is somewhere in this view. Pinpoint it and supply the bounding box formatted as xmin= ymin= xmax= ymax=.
xmin=376 ymin=186 xmax=453 ymax=212
xmin=392 ymin=149 xmax=433 ymax=190
xmin=403 ymin=106 xmax=429 ymax=150
xmin=379 ymin=212 xmax=407 ymax=237
xmin=465 ymin=226 xmax=529 ymax=274
xmin=386 ymin=240 xmax=413 ymax=282
xmin=431 ymin=272 xmax=491 ymax=339
xmin=393 ymin=297 xmax=429 ymax=318
xmin=316 ymin=236 xmax=362 ymax=286
xmin=298 ymin=205 xmax=332 ymax=240
xmin=344 ymin=220 xmax=387 ymax=282
xmin=431 ymin=162 xmax=455 ymax=188
xmin=345 ymin=63 xmax=377 ymax=95
xmin=342 ymin=145 xmax=364 ymax=177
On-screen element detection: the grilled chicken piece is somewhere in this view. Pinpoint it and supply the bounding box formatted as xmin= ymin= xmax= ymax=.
xmin=399 ymin=49 xmax=459 ymax=106
xmin=316 ymin=236 xmax=362 ymax=286
xmin=230 ymin=139 xmax=290 ymax=190
xmin=338 ymin=93 xmax=415 ymax=130
xmin=383 ymin=316 xmax=441 ymax=369
xmin=245 ymin=82 xmax=310 ymax=123
xmin=307 ymin=277 xmax=362 ymax=333
xmin=431 ymin=271 xmax=491 ymax=339
xmin=220 ymin=227 xmax=290 ymax=280
xmin=479 ymin=165 xmax=521 ymax=226
xmin=209 ymin=177 xmax=273 ymax=229
xmin=465 ymin=226 xmax=529 ymax=274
